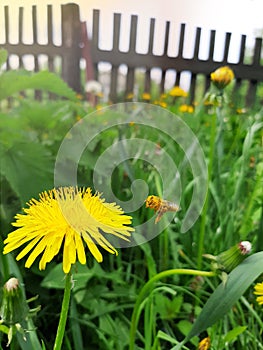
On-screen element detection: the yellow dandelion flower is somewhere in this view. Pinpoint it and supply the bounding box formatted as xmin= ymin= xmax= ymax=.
xmin=210 ymin=66 xmax=234 ymax=89
xmin=160 ymin=93 xmax=167 ymax=100
xmin=179 ymin=104 xmax=188 ymax=113
xmin=126 ymin=92 xmax=134 ymax=100
xmin=179 ymin=104 xmax=194 ymax=113
xmin=3 ymin=187 xmax=134 ymax=274
xmin=76 ymin=93 xmax=83 ymax=100
xmin=158 ymin=101 xmax=167 ymax=108
xmin=142 ymin=92 xmax=151 ymax=100
xmin=96 ymin=92 xmax=104 ymax=98
xmin=169 ymin=86 xmax=188 ymax=97
xmin=198 ymin=336 xmax=211 ymax=350
xmin=236 ymin=108 xmax=247 ymax=114
xmin=254 ymin=282 xmax=263 ymax=305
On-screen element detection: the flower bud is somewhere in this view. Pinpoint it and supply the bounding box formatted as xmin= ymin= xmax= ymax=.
xmin=0 ymin=278 xmax=28 ymax=326
xmin=217 ymin=241 xmax=252 ymax=272
xmin=210 ymin=66 xmax=235 ymax=89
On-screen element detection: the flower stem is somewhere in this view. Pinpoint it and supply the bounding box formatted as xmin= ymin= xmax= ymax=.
xmin=197 ymin=112 xmax=217 ymax=269
xmin=129 ymin=269 xmax=215 ymax=350
xmin=53 ymin=272 xmax=72 ymax=350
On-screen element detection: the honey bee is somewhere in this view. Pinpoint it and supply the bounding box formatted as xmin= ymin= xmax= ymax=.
xmin=145 ymin=195 xmax=179 ymax=224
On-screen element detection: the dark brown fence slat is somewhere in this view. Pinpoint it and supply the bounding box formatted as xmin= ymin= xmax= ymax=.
xmin=222 ymin=32 xmax=231 ymax=63
xmin=160 ymin=70 xmax=166 ymax=94
xmin=252 ymin=37 xmax=262 ymax=66
xmin=81 ymin=22 xmax=95 ymax=83
xmin=47 ymin=5 xmax=53 ymax=44
xmin=144 ymin=69 xmax=151 ymax=93
xmin=189 ymin=73 xmax=197 ymax=104
xmin=32 ymin=6 xmax=39 ymax=73
xmin=109 ymin=66 xmax=118 ymax=102
xmin=194 ymin=27 xmax=201 ymax=58
xmin=129 ymin=15 xmax=138 ymax=53
xmin=4 ymin=6 xmax=10 ymax=70
xmin=208 ymin=30 xmax=216 ymax=61
xmin=113 ymin=13 xmax=121 ymax=51
xmin=178 ymin=23 xmax=185 ymax=58
xmin=148 ymin=18 xmax=155 ymax=55
xmin=4 ymin=6 xmax=9 ymax=43
xmin=163 ymin=21 xmax=170 ymax=56
xmin=32 ymin=6 xmax=37 ymax=45
xmin=238 ymin=35 xmax=246 ymax=64
xmin=92 ymin=9 xmax=99 ymax=50
xmin=126 ymin=67 xmax=135 ymax=95
xmin=61 ymin=3 xmax=82 ymax=93
xmin=18 ymin=7 xmax=23 ymax=44
xmin=247 ymin=81 xmax=257 ymax=106
xmin=18 ymin=8 xmax=23 ymax=69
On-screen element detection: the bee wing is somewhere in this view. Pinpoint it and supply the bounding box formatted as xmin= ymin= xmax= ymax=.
xmin=154 ymin=202 xmax=179 ymax=224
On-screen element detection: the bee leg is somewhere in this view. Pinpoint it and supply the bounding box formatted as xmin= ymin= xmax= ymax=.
xmin=155 ymin=209 xmax=165 ymax=224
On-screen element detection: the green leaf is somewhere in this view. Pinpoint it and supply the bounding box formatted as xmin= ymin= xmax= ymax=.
xmin=173 ymin=252 xmax=263 ymax=349
xmin=224 ymin=325 xmax=247 ymax=343
xmin=0 ymin=324 xmax=9 ymax=335
xmin=0 ymin=70 xmax=77 ymax=101
xmin=0 ymin=142 xmax=54 ymax=203
xmin=41 ymin=262 xmax=108 ymax=290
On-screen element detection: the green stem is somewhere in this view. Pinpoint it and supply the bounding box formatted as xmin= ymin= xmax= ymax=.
xmin=0 ymin=237 xmax=10 ymax=280
xmin=129 ymin=269 xmax=215 ymax=350
xmin=53 ymin=272 xmax=72 ymax=350
xmin=155 ymin=174 xmax=169 ymax=271
xmin=197 ymin=112 xmax=217 ymax=269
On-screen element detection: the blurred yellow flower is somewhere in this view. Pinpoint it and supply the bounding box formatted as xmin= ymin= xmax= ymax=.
xmin=254 ymin=282 xmax=263 ymax=305
xmin=236 ymin=108 xmax=247 ymax=114
xmin=159 ymin=101 xmax=167 ymax=108
xmin=179 ymin=104 xmax=194 ymax=113
xmin=198 ymin=336 xmax=211 ymax=350
xmin=126 ymin=92 xmax=134 ymax=100
xmin=169 ymin=86 xmax=188 ymax=97
xmin=76 ymin=93 xmax=83 ymax=100
xmin=96 ymin=91 xmax=104 ymax=98
xmin=160 ymin=93 xmax=167 ymax=100
xmin=210 ymin=66 xmax=234 ymax=89
xmin=142 ymin=92 xmax=151 ymax=100
xmin=3 ymin=187 xmax=134 ymax=274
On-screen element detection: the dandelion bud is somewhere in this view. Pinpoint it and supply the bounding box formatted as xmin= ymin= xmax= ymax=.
xmin=210 ymin=66 xmax=235 ymax=89
xmin=238 ymin=241 xmax=252 ymax=255
xmin=217 ymin=241 xmax=252 ymax=273
xmin=0 ymin=278 xmax=28 ymax=326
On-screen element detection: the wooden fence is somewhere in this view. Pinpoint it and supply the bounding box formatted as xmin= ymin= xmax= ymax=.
xmin=1 ymin=3 xmax=263 ymax=105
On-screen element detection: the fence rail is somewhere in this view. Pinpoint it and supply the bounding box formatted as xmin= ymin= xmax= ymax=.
xmin=1 ymin=3 xmax=263 ymax=105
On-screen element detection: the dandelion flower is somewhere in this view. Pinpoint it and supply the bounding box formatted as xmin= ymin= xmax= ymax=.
xmin=198 ymin=336 xmax=211 ymax=350
xmin=142 ymin=92 xmax=151 ymax=100
xmin=254 ymin=282 xmax=263 ymax=305
xmin=179 ymin=104 xmax=194 ymax=113
xmin=168 ymin=86 xmax=188 ymax=97
xmin=3 ymin=187 xmax=134 ymax=274
xmin=210 ymin=66 xmax=234 ymax=89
